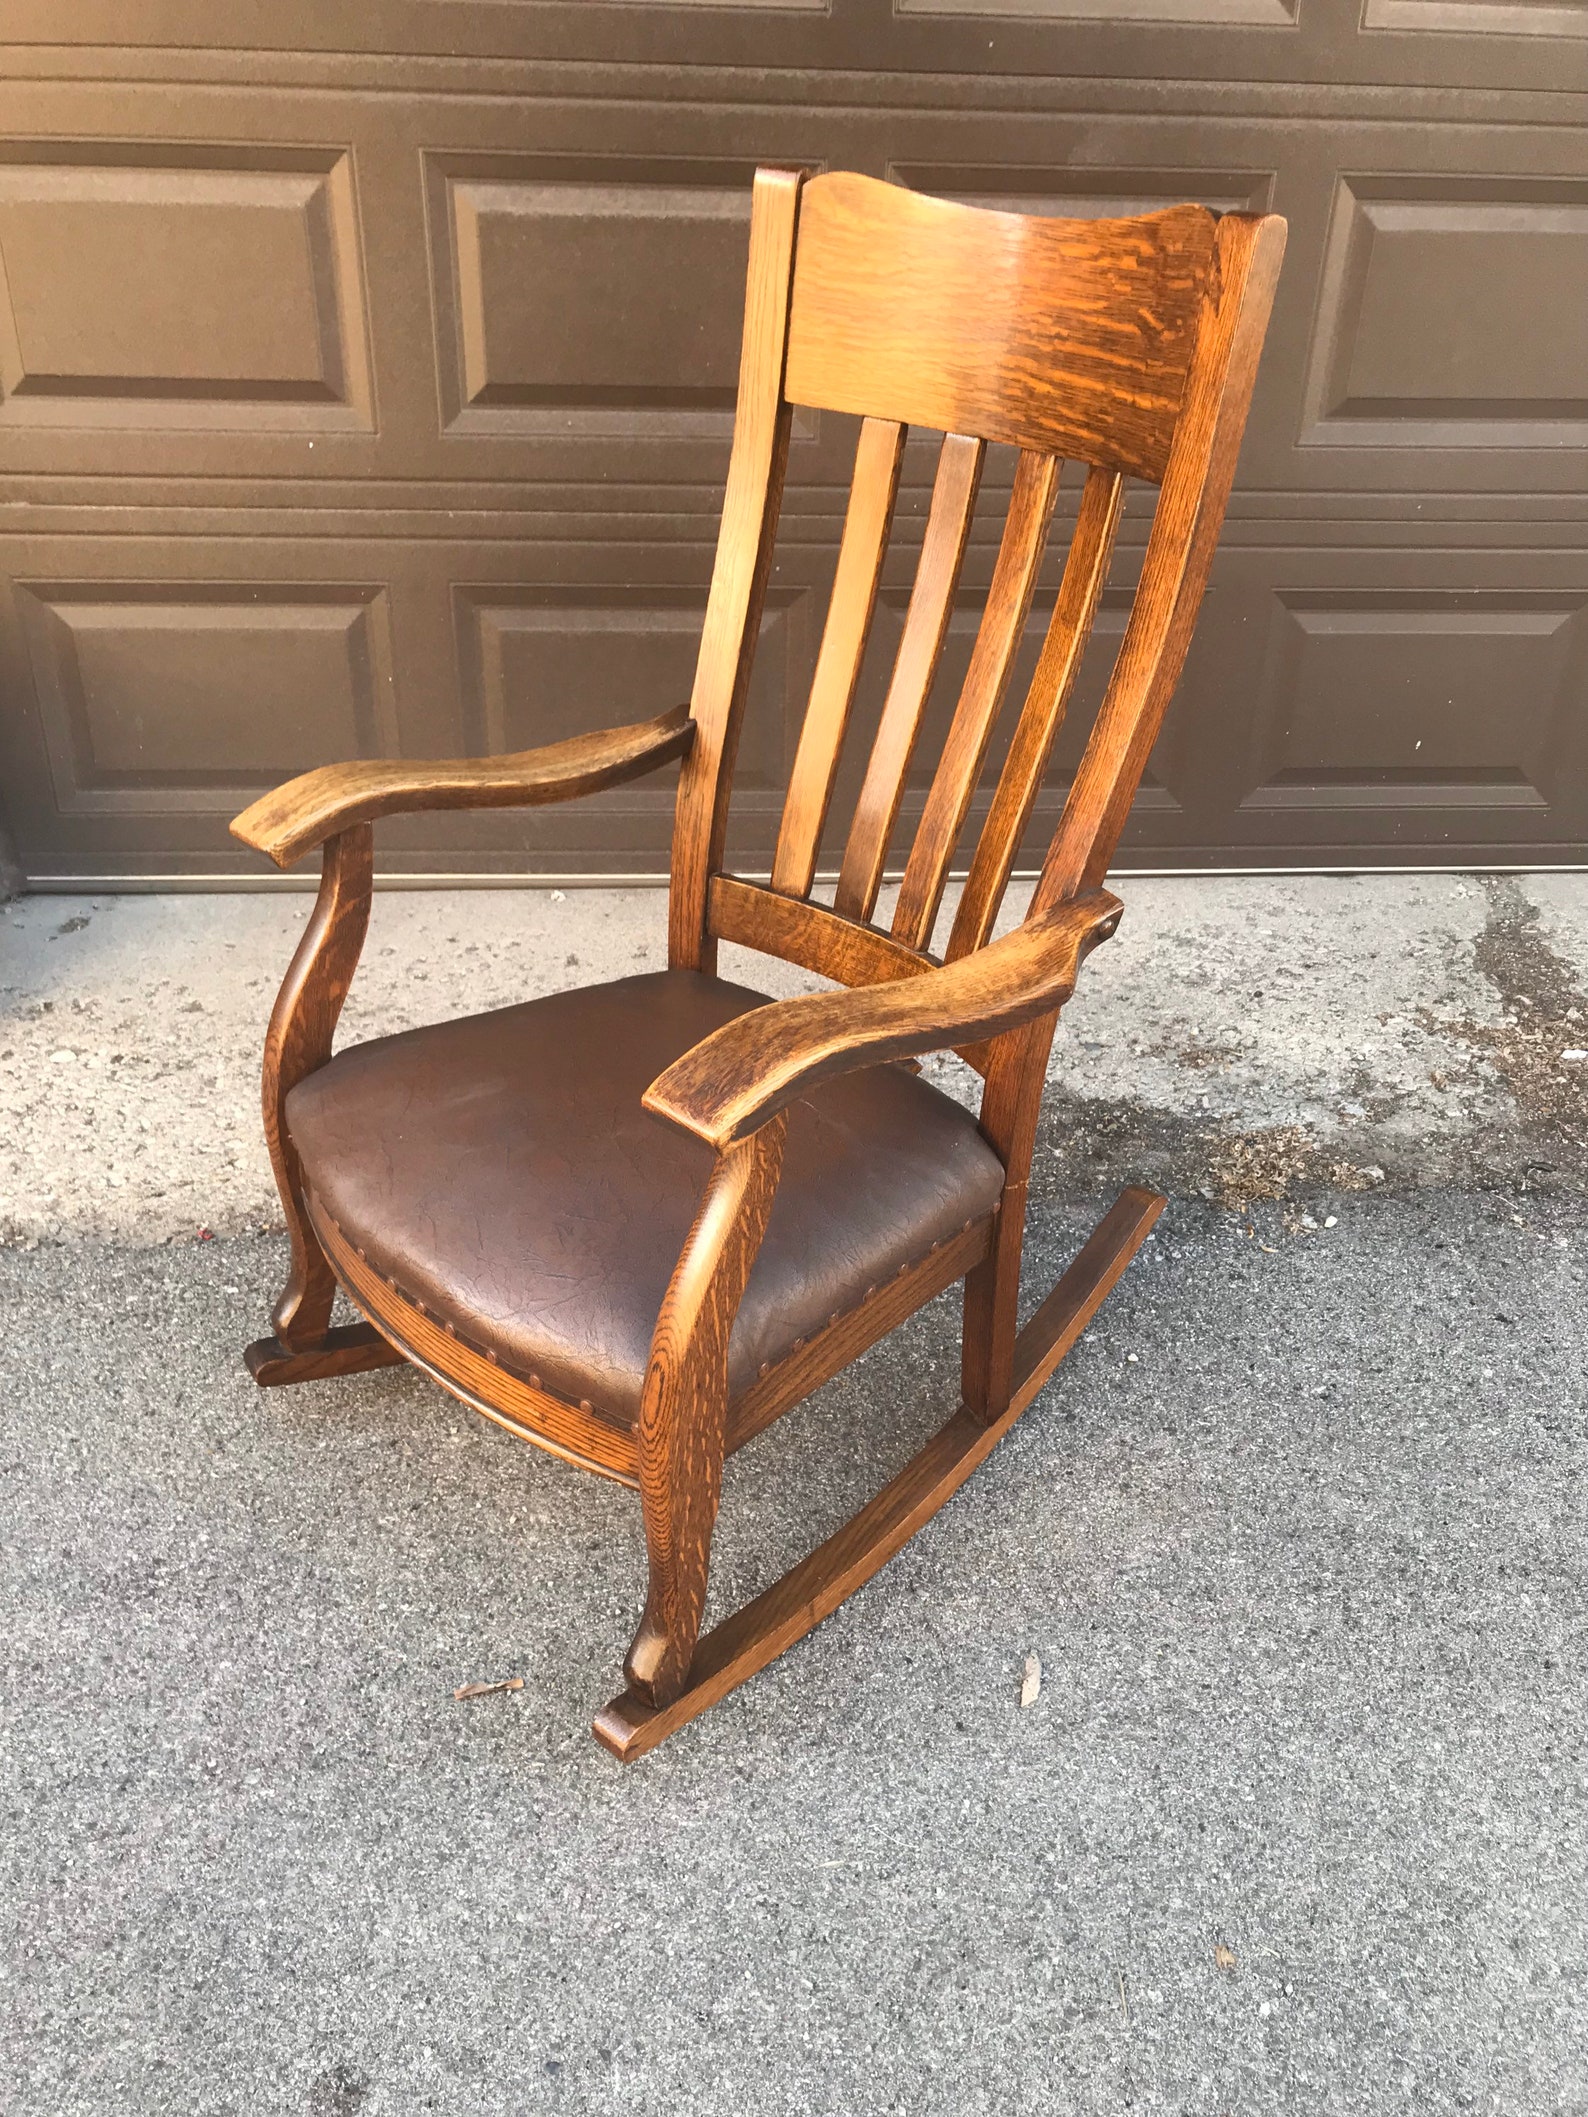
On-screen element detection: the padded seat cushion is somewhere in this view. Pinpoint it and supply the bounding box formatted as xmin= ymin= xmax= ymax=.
xmin=286 ymin=970 xmax=1006 ymax=1425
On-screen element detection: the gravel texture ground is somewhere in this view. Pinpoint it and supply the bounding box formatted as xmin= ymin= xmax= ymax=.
xmin=3 ymin=872 xmax=1587 ymax=1247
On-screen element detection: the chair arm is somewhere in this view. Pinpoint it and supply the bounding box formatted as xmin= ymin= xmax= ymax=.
xmin=230 ymin=704 xmax=695 ymax=869
xmin=645 ymin=889 xmax=1123 ymax=1150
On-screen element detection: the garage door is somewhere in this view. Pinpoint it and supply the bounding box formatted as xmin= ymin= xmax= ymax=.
xmin=2 ymin=3 xmax=1585 ymax=886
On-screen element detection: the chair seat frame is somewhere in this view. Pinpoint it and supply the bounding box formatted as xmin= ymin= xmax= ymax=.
xmin=231 ymin=168 xmax=1285 ymax=1757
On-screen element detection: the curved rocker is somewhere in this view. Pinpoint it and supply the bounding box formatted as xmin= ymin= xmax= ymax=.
xmin=228 ymin=166 xmax=1285 ymax=1756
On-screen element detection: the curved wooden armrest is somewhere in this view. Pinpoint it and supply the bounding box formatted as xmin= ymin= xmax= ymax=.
xmin=230 ymin=705 xmax=695 ymax=869
xmin=645 ymin=888 xmax=1123 ymax=1149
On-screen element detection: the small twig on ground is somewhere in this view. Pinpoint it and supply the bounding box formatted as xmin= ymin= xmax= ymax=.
xmin=453 ymin=1677 xmax=524 ymax=1701
xmin=1117 ymin=1968 xmax=1130 ymax=2025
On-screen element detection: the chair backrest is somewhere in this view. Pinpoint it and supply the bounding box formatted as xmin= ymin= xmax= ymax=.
xmin=669 ymin=167 xmax=1285 ymax=1046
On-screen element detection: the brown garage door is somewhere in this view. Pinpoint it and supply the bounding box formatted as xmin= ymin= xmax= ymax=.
xmin=2 ymin=3 xmax=1585 ymax=887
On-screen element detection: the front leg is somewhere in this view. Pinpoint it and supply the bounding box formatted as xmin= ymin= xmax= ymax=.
xmin=257 ymin=823 xmax=373 ymax=1352
xmin=625 ymin=1115 xmax=787 ymax=1708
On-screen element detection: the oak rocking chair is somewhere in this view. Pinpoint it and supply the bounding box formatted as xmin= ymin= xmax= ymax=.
xmin=231 ymin=171 xmax=1285 ymax=1757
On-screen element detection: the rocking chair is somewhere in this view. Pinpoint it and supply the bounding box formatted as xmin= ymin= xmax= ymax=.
xmin=231 ymin=170 xmax=1285 ymax=1758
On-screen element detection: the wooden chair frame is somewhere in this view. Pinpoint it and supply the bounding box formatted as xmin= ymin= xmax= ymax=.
xmin=231 ymin=170 xmax=1285 ymax=1758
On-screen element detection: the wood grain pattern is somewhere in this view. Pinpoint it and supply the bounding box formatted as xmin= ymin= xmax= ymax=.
xmin=314 ymin=1200 xmax=642 ymax=1485
xmin=771 ymin=414 xmax=906 ymax=899
xmin=956 ymin=212 xmax=1283 ymax=1428
xmin=245 ymin=1321 xmax=404 ymax=1387
xmin=959 ymin=1012 xmax=1058 ymax=1419
xmin=626 ymin=1116 xmax=788 ymax=1706
xmin=834 ymin=431 xmax=984 ymax=922
xmin=785 ymin=173 xmax=1219 ymax=484
xmin=226 ymin=166 xmax=1286 ymax=1760
xmin=668 ymin=167 xmax=803 ymax=975
xmin=646 ymin=888 xmax=1121 ymax=1150
xmin=1036 ymin=213 xmax=1289 ymax=908
xmin=260 ymin=823 xmax=373 ymax=1349
xmin=709 ymin=873 xmax=997 ymax=1079
xmin=231 ymin=703 xmax=694 ymax=870
xmin=593 ymin=1185 xmax=1164 ymax=1761
xmin=709 ymin=872 xmax=934 ymax=991
xmin=947 ymin=463 xmax=1124 ymax=962
xmin=891 ymin=448 xmax=1059 ymax=951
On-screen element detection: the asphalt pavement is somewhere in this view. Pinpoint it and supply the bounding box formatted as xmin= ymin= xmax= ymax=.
xmin=2 ymin=876 xmax=1585 ymax=2114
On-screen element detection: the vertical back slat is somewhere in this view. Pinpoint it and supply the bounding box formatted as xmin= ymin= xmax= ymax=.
xmin=945 ymin=464 xmax=1123 ymax=961
xmin=668 ymin=168 xmax=803 ymax=974
xmin=890 ymin=449 xmax=1060 ymax=951
xmin=771 ymin=416 xmax=906 ymax=899
xmin=832 ymin=430 xmax=985 ymax=924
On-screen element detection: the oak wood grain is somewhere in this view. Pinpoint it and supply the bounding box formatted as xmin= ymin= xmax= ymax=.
xmin=227 ymin=165 xmax=1286 ymax=1760
xmin=626 ymin=1117 xmax=788 ymax=1706
xmin=245 ymin=1322 xmax=404 ymax=1387
xmin=959 ymin=1013 xmax=1058 ymax=1419
xmin=708 ymin=874 xmax=996 ymax=1079
xmin=892 ymin=448 xmax=1059 ymax=951
xmin=260 ymin=824 xmax=373 ymax=1349
xmin=1036 ymin=213 xmax=1288 ymax=908
xmin=593 ymin=1185 xmax=1163 ymax=1761
xmin=231 ymin=705 xmax=693 ymax=870
xmin=771 ymin=415 xmax=906 ymax=899
xmin=833 ymin=431 xmax=984 ymax=924
xmin=669 ymin=167 xmax=803 ymax=974
xmin=646 ymin=889 xmax=1121 ymax=1150
xmin=947 ymin=463 xmax=1124 ymax=962
xmin=709 ymin=873 xmax=934 ymax=991
xmin=785 ymin=172 xmax=1218 ymax=484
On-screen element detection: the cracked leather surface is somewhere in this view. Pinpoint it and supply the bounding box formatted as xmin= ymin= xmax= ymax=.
xmin=284 ymin=970 xmax=1006 ymax=1425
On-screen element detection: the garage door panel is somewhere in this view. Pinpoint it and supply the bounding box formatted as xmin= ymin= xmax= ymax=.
xmin=1203 ymin=561 xmax=1588 ymax=854
xmin=2 ymin=92 xmax=1581 ymax=500
xmin=1361 ymin=0 xmax=1588 ymax=43
xmin=1301 ymin=176 xmax=1588 ymax=448
xmin=897 ymin=0 xmax=1295 ymax=21
xmin=0 ymin=143 xmax=372 ymax=434
xmin=426 ymin=157 xmax=755 ymax=440
xmin=1 ymin=41 xmax=1583 ymax=877
xmin=1246 ymin=596 xmax=1579 ymax=811
xmin=22 ymin=0 xmax=1587 ymax=98
xmin=15 ymin=581 xmax=396 ymax=818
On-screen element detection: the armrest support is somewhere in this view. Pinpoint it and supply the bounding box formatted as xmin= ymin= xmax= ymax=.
xmin=645 ymin=888 xmax=1122 ymax=1150
xmin=230 ymin=704 xmax=694 ymax=869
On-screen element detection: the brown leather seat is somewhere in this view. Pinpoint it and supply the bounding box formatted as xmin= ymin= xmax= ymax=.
xmin=285 ymin=970 xmax=1006 ymax=1426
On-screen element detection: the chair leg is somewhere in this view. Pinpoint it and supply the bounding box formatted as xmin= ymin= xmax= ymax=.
xmin=245 ymin=1320 xmax=405 ymax=1388
xmin=243 ymin=826 xmax=392 ymax=1390
xmin=594 ymin=1185 xmax=1164 ymax=1761
xmin=623 ymin=1120 xmax=787 ymax=1709
xmin=960 ymin=1179 xmax=1025 ymax=1424
xmin=264 ymin=1200 xmax=340 ymax=1348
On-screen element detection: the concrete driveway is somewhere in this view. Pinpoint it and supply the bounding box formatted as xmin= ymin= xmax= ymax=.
xmin=2 ymin=875 xmax=1585 ymax=2114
